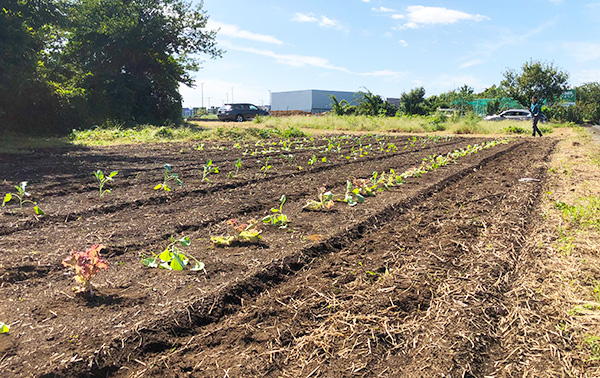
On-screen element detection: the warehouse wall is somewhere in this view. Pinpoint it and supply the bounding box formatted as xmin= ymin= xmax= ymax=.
xmin=271 ymin=90 xmax=356 ymax=113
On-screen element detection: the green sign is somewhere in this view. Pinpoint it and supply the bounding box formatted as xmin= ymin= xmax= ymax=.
xmin=561 ymin=89 xmax=576 ymax=105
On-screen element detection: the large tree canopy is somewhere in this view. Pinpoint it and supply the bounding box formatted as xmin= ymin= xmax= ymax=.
xmin=501 ymin=60 xmax=569 ymax=107
xmin=1 ymin=0 xmax=222 ymax=134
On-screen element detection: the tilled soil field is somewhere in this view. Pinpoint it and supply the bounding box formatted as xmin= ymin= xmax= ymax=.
xmin=0 ymin=134 xmax=556 ymax=377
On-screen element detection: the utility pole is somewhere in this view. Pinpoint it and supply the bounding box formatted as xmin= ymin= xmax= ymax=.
xmin=231 ymin=87 xmax=234 ymax=103
xmin=201 ymin=82 xmax=204 ymax=109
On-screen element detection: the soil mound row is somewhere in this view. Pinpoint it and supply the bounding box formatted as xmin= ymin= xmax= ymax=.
xmin=108 ymin=138 xmax=556 ymax=378
xmin=0 ymin=137 xmax=555 ymax=377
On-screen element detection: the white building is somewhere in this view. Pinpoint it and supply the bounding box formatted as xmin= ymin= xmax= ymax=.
xmin=271 ymin=90 xmax=358 ymax=113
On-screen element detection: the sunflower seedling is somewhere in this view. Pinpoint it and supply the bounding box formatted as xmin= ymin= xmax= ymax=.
xmin=141 ymin=236 xmax=204 ymax=271
xmin=154 ymin=163 xmax=183 ymax=191
xmin=260 ymin=157 xmax=272 ymax=174
xmin=93 ymin=170 xmax=118 ymax=197
xmin=211 ymin=219 xmax=262 ymax=246
xmin=202 ymin=160 xmax=219 ymax=182
xmin=2 ymin=181 xmax=44 ymax=215
xmin=62 ymin=244 xmax=108 ymax=296
xmin=262 ymin=195 xmax=290 ymax=228
xmin=228 ymin=158 xmax=242 ymax=178
xmin=303 ymin=187 xmax=334 ymax=211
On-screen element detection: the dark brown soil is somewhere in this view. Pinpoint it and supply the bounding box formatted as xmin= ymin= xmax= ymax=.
xmin=0 ymin=134 xmax=556 ymax=377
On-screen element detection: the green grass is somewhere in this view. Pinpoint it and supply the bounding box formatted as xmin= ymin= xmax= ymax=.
xmin=254 ymin=114 xmax=558 ymax=135
xmin=2 ymin=115 xmax=574 ymax=154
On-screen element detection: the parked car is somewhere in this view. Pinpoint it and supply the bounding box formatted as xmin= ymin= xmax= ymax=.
xmin=485 ymin=109 xmax=547 ymax=122
xmin=217 ymin=103 xmax=270 ymax=122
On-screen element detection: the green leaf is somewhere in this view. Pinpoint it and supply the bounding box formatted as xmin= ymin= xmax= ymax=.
xmin=96 ymin=171 xmax=104 ymax=180
xmin=179 ymin=237 xmax=191 ymax=247
xmin=2 ymin=193 xmax=11 ymax=206
xmin=170 ymin=254 xmax=185 ymax=270
xmin=154 ymin=184 xmax=163 ymax=190
xmin=175 ymin=178 xmax=183 ymax=187
xmin=191 ymin=260 xmax=205 ymax=271
xmin=164 ymin=163 xmax=172 ymax=172
xmin=159 ymin=261 xmax=172 ymax=270
xmin=141 ymin=257 xmax=158 ymax=268
xmin=356 ymin=194 xmax=365 ymax=203
xmin=0 ymin=322 xmax=9 ymax=333
xmin=159 ymin=248 xmax=173 ymax=262
xmin=109 ymin=171 xmax=118 ymax=178
xmin=33 ymin=205 xmax=44 ymax=215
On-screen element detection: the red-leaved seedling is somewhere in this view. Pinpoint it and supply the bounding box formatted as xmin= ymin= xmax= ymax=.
xmin=62 ymin=244 xmax=108 ymax=296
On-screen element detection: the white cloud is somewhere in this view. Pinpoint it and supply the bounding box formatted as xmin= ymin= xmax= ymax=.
xmin=457 ymin=19 xmax=556 ymax=70
xmin=223 ymin=43 xmax=351 ymax=73
xmin=396 ymin=6 xmax=489 ymax=29
xmin=563 ymin=42 xmax=600 ymax=63
xmin=292 ymin=12 xmax=345 ymax=30
xmin=459 ymin=59 xmax=486 ymax=69
xmin=292 ymin=13 xmax=318 ymax=23
xmin=398 ymin=39 xmax=408 ymax=47
xmin=207 ymin=21 xmax=283 ymax=45
xmin=372 ymin=7 xmax=397 ymax=13
xmin=571 ymin=69 xmax=600 ymax=84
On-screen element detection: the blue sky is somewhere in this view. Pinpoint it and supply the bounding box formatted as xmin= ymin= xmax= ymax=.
xmin=180 ymin=0 xmax=600 ymax=108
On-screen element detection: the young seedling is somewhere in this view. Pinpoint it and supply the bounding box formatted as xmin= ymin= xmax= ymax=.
xmin=262 ymin=195 xmax=290 ymax=228
xmin=202 ymin=160 xmax=219 ymax=182
xmin=0 ymin=322 xmax=9 ymax=334
xmin=343 ymin=180 xmax=364 ymax=207
xmin=141 ymin=236 xmax=204 ymax=271
xmin=62 ymin=244 xmax=108 ymax=296
xmin=2 ymin=181 xmax=44 ymax=215
xmin=260 ymin=157 xmax=272 ymax=174
xmin=211 ymin=219 xmax=263 ymax=246
xmin=303 ymin=187 xmax=334 ymax=211
xmin=154 ymin=163 xmax=183 ymax=191
xmin=307 ymin=154 xmax=317 ymax=166
xmin=93 ymin=170 xmax=118 ymax=197
xmin=228 ymin=158 xmax=242 ymax=178
xmin=353 ymin=178 xmax=377 ymax=197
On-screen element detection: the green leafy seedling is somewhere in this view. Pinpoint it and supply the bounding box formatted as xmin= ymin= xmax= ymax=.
xmin=2 ymin=181 xmax=44 ymax=215
xmin=154 ymin=163 xmax=183 ymax=191
xmin=141 ymin=236 xmax=204 ymax=271
xmin=260 ymin=157 xmax=272 ymax=175
xmin=343 ymin=180 xmax=364 ymax=207
xmin=262 ymin=195 xmax=290 ymax=228
xmin=0 ymin=322 xmax=9 ymax=333
xmin=229 ymin=158 xmax=242 ymax=178
xmin=93 ymin=170 xmax=118 ymax=197
xmin=202 ymin=160 xmax=219 ymax=182
xmin=303 ymin=187 xmax=334 ymax=211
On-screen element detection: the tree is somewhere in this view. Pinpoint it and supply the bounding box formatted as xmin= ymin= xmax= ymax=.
xmin=400 ymin=87 xmax=427 ymax=115
xmin=501 ymin=60 xmax=569 ymax=107
xmin=575 ymin=82 xmax=600 ymax=124
xmin=0 ymin=0 xmax=65 ymax=133
xmin=60 ymin=0 xmax=222 ymax=126
xmin=356 ymin=89 xmax=385 ymax=116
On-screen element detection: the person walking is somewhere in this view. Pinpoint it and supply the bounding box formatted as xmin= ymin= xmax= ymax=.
xmin=530 ymin=96 xmax=543 ymax=137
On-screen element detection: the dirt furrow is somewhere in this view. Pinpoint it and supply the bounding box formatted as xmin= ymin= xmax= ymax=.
xmin=104 ymin=138 xmax=556 ymax=378
xmin=16 ymin=139 xmax=533 ymax=378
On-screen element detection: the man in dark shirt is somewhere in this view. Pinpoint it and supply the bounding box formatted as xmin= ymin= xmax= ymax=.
xmin=530 ymin=96 xmax=543 ymax=137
